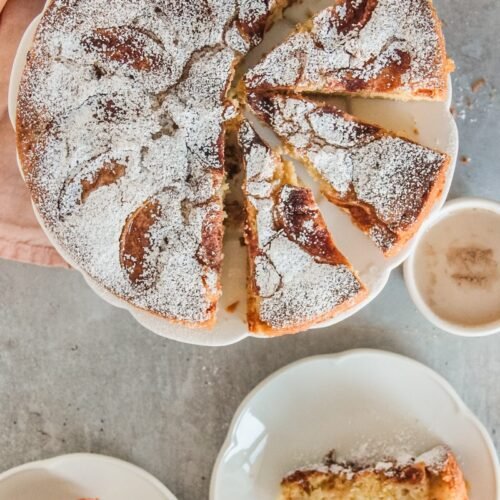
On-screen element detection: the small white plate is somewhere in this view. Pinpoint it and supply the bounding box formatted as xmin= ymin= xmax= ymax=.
xmin=0 ymin=453 xmax=177 ymax=500
xmin=210 ymin=349 xmax=499 ymax=500
xmin=8 ymin=3 xmax=459 ymax=345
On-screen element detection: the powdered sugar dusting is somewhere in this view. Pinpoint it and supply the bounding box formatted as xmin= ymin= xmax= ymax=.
xmin=352 ymin=136 xmax=445 ymax=226
xmin=285 ymin=445 xmax=453 ymax=481
xmin=249 ymin=93 xmax=447 ymax=253
xmin=247 ymin=0 xmax=447 ymax=96
xmin=17 ymin=0 xmax=283 ymax=325
xmin=239 ymin=121 xmax=363 ymax=329
xmin=416 ymin=445 xmax=450 ymax=473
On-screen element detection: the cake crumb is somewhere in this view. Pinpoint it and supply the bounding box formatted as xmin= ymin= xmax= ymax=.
xmin=226 ymin=301 xmax=240 ymax=313
xmin=471 ymin=77 xmax=486 ymax=93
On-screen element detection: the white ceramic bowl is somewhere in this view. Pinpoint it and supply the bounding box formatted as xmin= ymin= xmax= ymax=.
xmin=210 ymin=349 xmax=499 ymax=500
xmin=8 ymin=2 xmax=459 ymax=346
xmin=404 ymin=197 xmax=500 ymax=337
xmin=0 ymin=453 xmax=177 ymax=500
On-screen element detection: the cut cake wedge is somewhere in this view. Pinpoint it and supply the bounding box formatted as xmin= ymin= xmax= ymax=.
xmin=245 ymin=0 xmax=454 ymax=101
xmin=236 ymin=119 xmax=367 ymax=335
xmin=248 ymin=92 xmax=451 ymax=256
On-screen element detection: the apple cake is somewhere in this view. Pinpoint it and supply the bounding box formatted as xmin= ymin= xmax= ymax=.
xmin=16 ymin=0 xmax=291 ymax=328
xmin=237 ymin=119 xmax=366 ymax=335
xmin=246 ymin=0 xmax=454 ymax=100
xmin=247 ymin=92 xmax=451 ymax=256
xmin=17 ymin=0 xmax=453 ymax=333
xmin=280 ymin=446 xmax=469 ymax=499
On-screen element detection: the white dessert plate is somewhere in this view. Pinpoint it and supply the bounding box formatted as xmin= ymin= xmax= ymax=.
xmin=0 ymin=453 xmax=177 ymax=500
xmin=8 ymin=2 xmax=459 ymax=346
xmin=210 ymin=349 xmax=499 ymax=500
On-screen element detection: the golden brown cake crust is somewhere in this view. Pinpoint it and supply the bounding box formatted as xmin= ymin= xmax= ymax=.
xmin=246 ymin=0 xmax=454 ymax=101
xmin=280 ymin=446 xmax=469 ymax=500
xmin=247 ymin=91 xmax=451 ymax=256
xmin=237 ymin=120 xmax=367 ymax=335
xmin=16 ymin=0 xmax=291 ymax=329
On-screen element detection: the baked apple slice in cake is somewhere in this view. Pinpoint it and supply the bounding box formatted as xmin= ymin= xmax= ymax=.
xmin=245 ymin=0 xmax=454 ymax=101
xmin=248 ymin=92 xmax=451 ymax=256
xmin=236 ymin=119 xmax=366 ymax=335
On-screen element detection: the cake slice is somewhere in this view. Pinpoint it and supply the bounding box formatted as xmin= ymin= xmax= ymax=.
xmin=248 ymin=92 xmax=451 ymax=256
xmin=236 ymin=119 xmax=367 ymax=335
xmin=245 ymin=0 xmax=454 ymax=101
xmin=280 ymin=446 xmax=469 ymax=499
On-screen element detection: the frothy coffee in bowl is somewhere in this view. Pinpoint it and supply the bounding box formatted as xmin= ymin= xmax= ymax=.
xmin=414 ymin=208 xmax=500 ymax=328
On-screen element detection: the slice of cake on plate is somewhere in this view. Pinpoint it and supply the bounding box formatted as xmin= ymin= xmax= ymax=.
xmin=236 ymin=119 xmax=367 ymax=335
xmin=247 ymin=92 xmax=451 ymax=256
xmin=280 ymin=446 xmax=469 ymax=499
xmin=245 ymin=0 xmax=454 ymax=101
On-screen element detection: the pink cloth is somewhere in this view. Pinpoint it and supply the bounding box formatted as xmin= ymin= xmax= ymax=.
xmin=0 ymin=0 xmax=69 ymax=267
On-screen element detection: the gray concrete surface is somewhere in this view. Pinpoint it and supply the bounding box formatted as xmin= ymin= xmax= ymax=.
xmin=0 ymin=1 xmax=499 ymax=499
